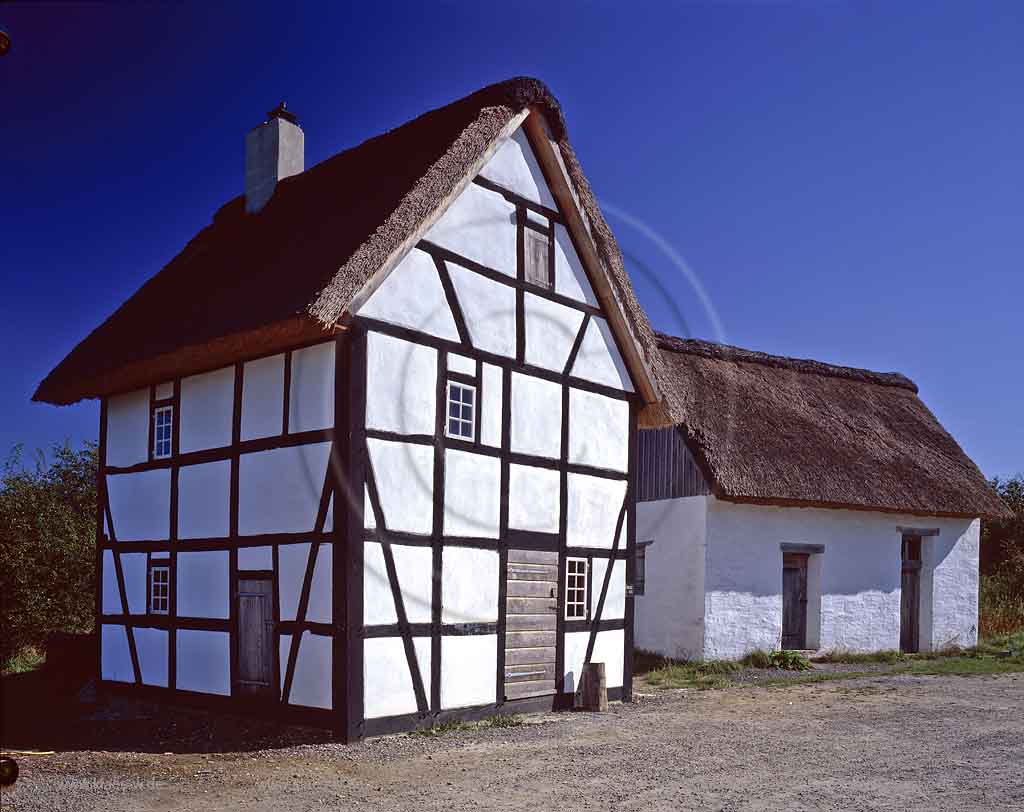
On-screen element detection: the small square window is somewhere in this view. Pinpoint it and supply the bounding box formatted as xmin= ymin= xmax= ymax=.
xmin=153 ymin=405 xmax=173 ymax=459
xmin=446 ymin=381 xmax=476 ymax=441
xmin=565 ymin=557 xmax=588 ymax=620
xmin=150 ymin=565 xmax=170 ymax=615
xmin=523 ymin=226 xmax=551 ymax=290
xmin=635 ymin=541 xmax=653 ymax=596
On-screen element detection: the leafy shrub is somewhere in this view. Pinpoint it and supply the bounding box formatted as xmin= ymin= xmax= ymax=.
xmin=0 ymin=443 xmax=96 ymax=670
xmin=767 ymin=650 xmax=812 ymax=671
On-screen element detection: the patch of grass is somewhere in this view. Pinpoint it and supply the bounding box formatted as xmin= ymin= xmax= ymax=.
xmin=740 ymin=649 xmax=772 ymax=669
xmin=816 ymin=649 xmax=905 ymax=665
xmin=480 ymin=714 xmax=524 ymax=729
xmin=410 ymin=719 xmax=475 ymax=737
xmin=643 ymin=658 xmax=740 ymax=690
xmin=1 ymin=646 xmax=46 ymax=676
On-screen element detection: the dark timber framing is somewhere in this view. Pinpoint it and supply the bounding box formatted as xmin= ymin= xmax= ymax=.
xmin=92 ymin=170 xmax=640 ymax=740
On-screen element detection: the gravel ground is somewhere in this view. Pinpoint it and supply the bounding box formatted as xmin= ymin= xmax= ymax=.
xmin=4 ymin=672 xmax=1024 ymax=812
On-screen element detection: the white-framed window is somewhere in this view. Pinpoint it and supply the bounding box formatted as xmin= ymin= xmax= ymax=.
xmin=565 ymin=557 xmax=588 ymax=620
xmin=150 ymin=564 xmax=170 ymax=614
xmin=445 ymin=381 xmax=476 ymax=441
xmin=153 ymin=405 xmax=173 ymax=459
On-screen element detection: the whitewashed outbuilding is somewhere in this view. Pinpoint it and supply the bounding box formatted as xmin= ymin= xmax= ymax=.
xmin=634 ymin=336 xmax=1011 ymax=661
xmin=36 ymin=80 xmax=667 ymax=738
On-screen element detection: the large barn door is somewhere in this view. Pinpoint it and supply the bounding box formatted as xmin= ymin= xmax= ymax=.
xmin=236 ymin=576 xmax=276 ymax=698
xmin=781 ymin=553 xmax=808 ymax=650
xmin=901 ymin=536 xmax=922 ymax=653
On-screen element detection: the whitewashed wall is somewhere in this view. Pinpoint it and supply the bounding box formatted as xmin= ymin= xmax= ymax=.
xmin=106 ymin=389 xmax=150 ymax=467
xmin=635 ymin=495 xmax=980 ymax=660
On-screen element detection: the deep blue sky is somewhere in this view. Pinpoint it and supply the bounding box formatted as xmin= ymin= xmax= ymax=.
xmin=3 ymin=2 xmax=1021 ymax=479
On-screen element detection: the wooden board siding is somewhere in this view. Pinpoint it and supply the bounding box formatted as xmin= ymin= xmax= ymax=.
xmin=504 ymin=549 xmax=558 ymax=700
xmin=636 ymin=427 xmax=710 ymax=502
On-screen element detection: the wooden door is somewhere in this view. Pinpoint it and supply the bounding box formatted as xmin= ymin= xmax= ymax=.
xmin=503 ymin=549 xmax=558 ymax=700
xmin=900 ymin=536 xmax=922 ymax=653
xmin=781 ymin=553 xmax=808 ymax=650
xmin=236 ymin=577 xmax=275 ymax=698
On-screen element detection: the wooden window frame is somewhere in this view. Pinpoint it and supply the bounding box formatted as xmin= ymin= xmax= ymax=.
xmin=152 ymin=403 xmax=173 ymax=460
xmin=565 ymin=556 xmax=588 ymax=620
xmin=522 ymin=221 xmax=553 ymax=291
xmin=445 ymin=380 xmax=477 ymax=442
xmin=634 ymin=541 xmax=653 ymax=596
xmin=148 ymin=562 xmax=171 ymax=615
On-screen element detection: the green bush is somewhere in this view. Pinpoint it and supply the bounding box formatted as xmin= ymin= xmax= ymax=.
xmin=741 ymin=649 xmax=772 ymax=669
xmin=767 ymin=650 xmax=813 ymax=671
xmin=0 ymin=443 xmax=96 ymax=670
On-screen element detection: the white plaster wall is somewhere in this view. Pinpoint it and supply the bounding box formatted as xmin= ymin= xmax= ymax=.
xmin=101 ymin=624 xmax=133 ymax=683
xmin=289 ymin=342 xmax=334 ymax=434
xmin=634 ymin=497 xmax=708 ymax=660
xmin=507 ymin=464 xmax=560 ymax=533
xmin=155 ymin=382 xmax=173 ymax=400
xmin=510 ymin=372 xmax=562 ymax=459
xmin=134 ymin=626 xmax=169 ymax=687
xmin=571 ymin=317 xmax=634 ymax=393
xmin=364 ymin=542 xmax=434 ymax=625
xmin=106 ymin=469 xmax=170 ymax=541
xmin=523 ymin=293 xmax=584 ymax=373
xmin=480 ymin=363 xmax=503 ymax=448
xmin=363 ymin=636 xmax=431 ymax=718
xmin=177 ymin=459 xmax=231 ymax=539
xmin=565 ymin=474 xmax=627 ymax=549
xmin=177 ymin=550 xmax=229 ymax=619
xmin=553 ymin=225 xmax=598 ymax=307
xmin=179 ymin=366 xmax=235 ymax=453
xmin=366 ymin=332 xmax=436 ymax=435
xmin=238 ymin=442 xmax=332 ymax=535
xmin=442 ymin=547 xmax=499 ymax=623
xmin=122 ymin=552 xmax=147 ymax=614
xmin=926 ymin=519 xmax=979 ymax=650
xmin=366 ymin=439 xmax=433 ymax=534
xmin=425 ymin=182 xmax=517 ymax=275
xmin=176 ymin=629 xmax=231 ymax=695
xmin=101 ymin=550 xmax=121 ymax=614
xmin=443 ymin=450 xmax=500 ymax=538
xmin=307 ymin=543 xmax=333 ymax=624
xmin=440 ymin=635 xmax=497 ymax=709
xmin=356 ymin=248 xmax=460 ymax=341
xmin=478 ymin=127 xmax=558 ymax=210
xmin=238 ymin=545 xmax=273 ymax=571
xmin=448 ymin=353 xmax=475 ymax=375
xmin=590 ymin=558 xmax=626 ymax=620
xmin=279 ymin=542 xmax=310 ymax=622
xmin=563 ymin=629 xmax=624 ymax=693
xmin=290 ymin=631 xmax=332 ymax=709
xmin=447 ymin=264 xmax=517 ymax=358
xmin=106 ymin=389 xmax=149 ymax=467
xmin=241 ymin=353 xmax=284 ymax=441
xmin=567 ymin=389 xmax=629 ymax=472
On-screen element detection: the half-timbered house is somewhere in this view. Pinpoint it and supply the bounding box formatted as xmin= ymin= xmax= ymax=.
xmin=634 ymin=335 xmax=1011 ymax=660
xmin=35 ymin=79 xmax=666 ymax=738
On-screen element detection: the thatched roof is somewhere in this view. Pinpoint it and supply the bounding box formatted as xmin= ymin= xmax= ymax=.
xmin=655 ymin=334 xmax=1011 ymax=519
xmin=35 ymin=78 xmax=660 ymax=407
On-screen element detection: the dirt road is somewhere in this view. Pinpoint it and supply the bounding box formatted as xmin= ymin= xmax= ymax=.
xmin=4 ymin=673 xmax=1023 ymax=811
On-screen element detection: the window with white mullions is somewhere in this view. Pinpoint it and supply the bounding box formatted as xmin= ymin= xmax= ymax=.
xmin=565 ymin=557 xmax=588 ymax=619
xmin=445 ymin=381 xmax=476 ymax=441
xmin=153 ymin=405 xmax=173 ymax=459
xmin=150 ymin=565 xmax=170 ymax=614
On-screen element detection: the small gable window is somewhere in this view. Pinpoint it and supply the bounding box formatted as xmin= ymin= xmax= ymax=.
xmin=523 ymin=225 xmax=552 ymax=290
xmin=153 ymin=405 xmax=173 ymax=459
xmin=635 ymin=541 xmax=653 ymax=596
xmin=565 ymin=557 xmax=588 ymax=620
xmin=446 ymin=381 xmax=476 ymax=441
xmin=150 ymin=564 xmax=170 ymax=614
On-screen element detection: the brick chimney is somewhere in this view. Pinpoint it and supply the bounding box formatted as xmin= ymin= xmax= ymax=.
xmin=245 ymin=102 xmax=304 ymax=214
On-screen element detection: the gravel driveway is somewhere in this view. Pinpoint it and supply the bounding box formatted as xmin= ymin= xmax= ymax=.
xmin=4 ymin=673 xmax=1023 ymax=811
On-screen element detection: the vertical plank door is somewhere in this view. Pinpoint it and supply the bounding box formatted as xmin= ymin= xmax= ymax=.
xmin=236 ymin=577 xmax=275 ymax=698
xmin=781 ymin=553 xmax=808 ymax=650
xmin=504 ymin=549 xmax=558 ymax=700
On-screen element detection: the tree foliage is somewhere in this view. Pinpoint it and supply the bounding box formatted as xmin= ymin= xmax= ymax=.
xmin=981 ymin=474 xmax=1024 ymax=573
xmin=0 ymin=442 xmax=97 ymax=666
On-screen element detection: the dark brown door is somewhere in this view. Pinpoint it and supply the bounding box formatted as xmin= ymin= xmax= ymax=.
xmin=236 ymin=577 xmax=275 ymax=698
xmin=901 ymin=536 xmax=922 ymax=653
xmin=782 ymin=553 xmax=808 ymax=650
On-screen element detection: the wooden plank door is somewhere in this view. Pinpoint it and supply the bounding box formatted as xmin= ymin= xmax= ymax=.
xmin=900 ymin=536 xmax=922 ymax=653
xmin=503 ymin=549 xmax=558 ymax=700
xmin=236 ymin=577 xmax=275 ymax=698
xmin=781 ymin=553 xmax=808 ymax=650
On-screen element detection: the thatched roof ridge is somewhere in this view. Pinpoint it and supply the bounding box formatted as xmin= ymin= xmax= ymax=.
xmin=35 ymin=77 xmax=659 ymax=406
xmin=655 ymin=334 xmax=1011 ymax=520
